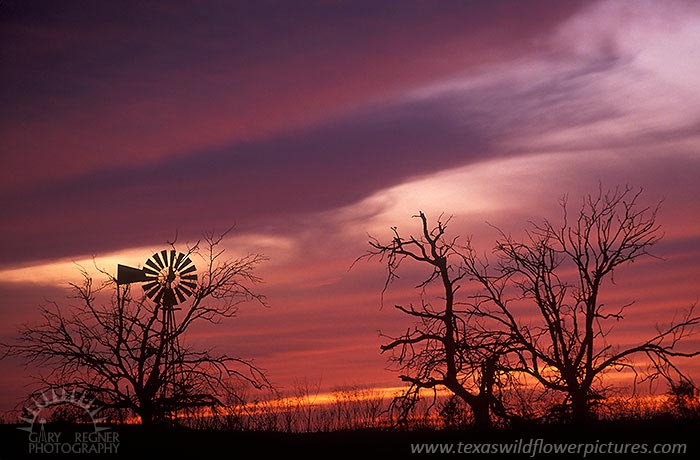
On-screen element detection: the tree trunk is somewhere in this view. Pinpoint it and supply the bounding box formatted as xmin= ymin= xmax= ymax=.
xmin=571 ymin=391 xmax=589 ymax=425
xmin=471 ymin=396 xmax=491 ymax=430
xmin=139 ymin=410 xmax=153 ymax=426
xmin=139 ymin=400 xmax=155 ymax=426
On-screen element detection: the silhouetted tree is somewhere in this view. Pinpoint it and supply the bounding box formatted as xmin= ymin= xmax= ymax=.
xmin=466 ymin=186 xmax=700 ymax=424
xmin=666 ymin=379 xmax=699 ymax=419
xmin=2 ymin=230 xmax=269 ymax=425
xmin=361 ymin=212 xmax=511 ymax=429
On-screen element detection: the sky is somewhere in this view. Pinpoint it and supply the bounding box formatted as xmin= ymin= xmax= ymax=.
xmin=1 ymin=0 xmax=700 ymax=413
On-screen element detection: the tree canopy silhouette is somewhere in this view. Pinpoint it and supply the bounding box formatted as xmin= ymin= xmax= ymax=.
xmin=466 ymin=186 xmax=700 ymax=423
xmin=2 ymin=230 xmax=269 ymax=425
xmin=360 ymin=212 xmax=513 ymax=429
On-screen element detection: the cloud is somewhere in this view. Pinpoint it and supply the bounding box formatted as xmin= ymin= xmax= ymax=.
xmin=2 ymin=0 xmax=700 ymax=410
xmin=0 ymin=0 xmax=588 ymax=191
xmin=0 ymin=95 xmax=478 ymax=265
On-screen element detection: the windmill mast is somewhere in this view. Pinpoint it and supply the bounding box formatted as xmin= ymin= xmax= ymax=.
xmin=117 ymin=250 xmax=197 ymax=423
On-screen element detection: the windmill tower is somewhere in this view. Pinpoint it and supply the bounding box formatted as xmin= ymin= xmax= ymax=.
xmin=117 ymin=250 xmax=197 ymax=421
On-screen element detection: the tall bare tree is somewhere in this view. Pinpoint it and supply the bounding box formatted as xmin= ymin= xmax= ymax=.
xmin=361 ymin=212 xmax=511 ymax=429
xmin=466 ymin=186 xmax=700 ymax=424
xmin=2 ymin=230 xmax=269 ymax=425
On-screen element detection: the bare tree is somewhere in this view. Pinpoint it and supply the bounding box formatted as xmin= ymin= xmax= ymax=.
xmin=466 ymin=186 xmax=700 ymax=424
xmin=360 ymin=212 xmax=511 ymax=429
xmin=2 ymin=230 xmax=269 ymax=425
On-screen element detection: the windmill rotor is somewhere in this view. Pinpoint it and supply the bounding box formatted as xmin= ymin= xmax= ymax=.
xmin=117 ymin=250 xmax=197 ymax=307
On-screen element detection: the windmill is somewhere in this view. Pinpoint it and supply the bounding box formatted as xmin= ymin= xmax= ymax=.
xmin=116 ymin=249 xmax=197 ymax=420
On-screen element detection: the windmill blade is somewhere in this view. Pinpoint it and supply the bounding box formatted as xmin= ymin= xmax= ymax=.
xmin=169 ymin=250 xmax=177 ymax=268
xmin=176 ymin=257 xmax=193 ymax=271
xmin=144 ymin=285 xmax=161 ymax=299
xmin=142 ymin=280 xmax=160 ymax=292
xmin=178 ymin=284 xmax=193 ymax=297
xmin=143 ymin=266 xmax=159 ymax=277
xmin=174 ymin=286 xmax=187 ymax=304
xmin=161 ymin=250 xmax=170 ymax=268
xmin=181 ymin=274 xmax=197 ymax=281
xmin=153 ymin=288 xmax=165 ymax=304
xmin=152 ymin=252 xmax=165 ymax=269
xmin=180 ymin=264 xmax=197 ymax=276
xmin=175 ymin=252 xmax=186 ymax=269
xmin=180 ymin=280 xmax=197 ymax=291
xmin=145 ymin=258 xmax=161 ymax=272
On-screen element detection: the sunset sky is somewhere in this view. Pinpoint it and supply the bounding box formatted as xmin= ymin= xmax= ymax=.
xmin=1 ymin=0 xmax=700 ymax=413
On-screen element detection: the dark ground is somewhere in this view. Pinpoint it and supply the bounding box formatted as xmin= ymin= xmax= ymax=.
xmin=2 ymin=419 xmax=699 ymax=459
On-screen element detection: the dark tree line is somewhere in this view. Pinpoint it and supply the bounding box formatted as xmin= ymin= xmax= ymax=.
xmin=363 ymin=186 xmax=700 ymax=428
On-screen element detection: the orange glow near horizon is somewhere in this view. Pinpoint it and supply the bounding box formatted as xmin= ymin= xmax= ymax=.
xmin=109 ymin=385 xmax=687 ymax=429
